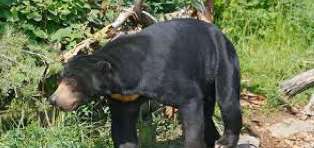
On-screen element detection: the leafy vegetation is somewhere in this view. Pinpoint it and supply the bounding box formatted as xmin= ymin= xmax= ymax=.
xmin=0 ymin=0 xmax=313 ymax=147
xmin=217 ymin=0 xmax=314 ymax=108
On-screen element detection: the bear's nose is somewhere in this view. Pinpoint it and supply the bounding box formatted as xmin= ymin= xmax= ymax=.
xmin=49 ymin=94 xmax=57 ymax=106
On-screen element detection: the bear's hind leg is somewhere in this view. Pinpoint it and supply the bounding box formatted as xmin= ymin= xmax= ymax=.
xmin=179 ymin=89 xmax=206 ymax=148
xmin=204 ymin=85 xmax=220 ymax=148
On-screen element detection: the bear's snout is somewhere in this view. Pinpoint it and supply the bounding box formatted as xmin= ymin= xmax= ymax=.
xmin=49 ymin=79 xmax=83 ymax=111
xmin=49 ymin=92 xmax=79 ymax=111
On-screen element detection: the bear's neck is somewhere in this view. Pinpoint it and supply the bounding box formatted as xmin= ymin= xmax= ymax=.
xmin=94 ymin=35 xmax=149 ymax=95
xmin=98 ymin=55 xmax=143 ymax=96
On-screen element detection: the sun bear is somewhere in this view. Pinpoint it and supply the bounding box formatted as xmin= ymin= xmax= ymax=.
xmin=49 ymin=18 xmax=242 ymax=148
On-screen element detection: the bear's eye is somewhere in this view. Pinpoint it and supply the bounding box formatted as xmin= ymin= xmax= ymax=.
xmin=61 ymin=77 xmax=78 ymax=89
xmin=57 ymin=78 xmax=61 ymax=84
xmin=67 ymin=78 xmax=78 ymax=88
xmin=56 ymin=74 xmax=62 ymax=84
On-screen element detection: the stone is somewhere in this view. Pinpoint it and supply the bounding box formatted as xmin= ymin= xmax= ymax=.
xmin=237 ymin=134 xmax=260 ymax=148
xmin=268 ymin=118 xmax=314 ymax=138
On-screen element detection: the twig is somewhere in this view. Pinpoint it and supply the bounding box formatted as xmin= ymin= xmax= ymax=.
xmin=44 ymin=106 xmax=52 ymax=127
xmin=143 ymin=11 xmax=157 ymax=22
xmin=111 ymin=7 xmax=137 ymax=28
xmin=0 ymin=54 xmax=17 ymax=64
xmin=21 ymin=50 xmax=49 ymax=62
xmin=18 ymin=110 xmax=25 ymax=128
xmin=21 ymin=50 xmax=50 ymax=93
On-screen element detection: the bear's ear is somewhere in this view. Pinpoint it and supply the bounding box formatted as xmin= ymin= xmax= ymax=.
xmin=97 ymin=61 xmax=112 ymax=73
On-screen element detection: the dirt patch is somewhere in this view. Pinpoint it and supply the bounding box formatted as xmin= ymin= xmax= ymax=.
xmin=245 ymin=110 xmax=314 ymax=148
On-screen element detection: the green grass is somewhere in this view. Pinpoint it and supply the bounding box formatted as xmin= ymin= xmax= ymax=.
xmin=218 ymin=0 xmax=314 ymax=108
xmin=0 ymin=123 xmax=113 ymax=148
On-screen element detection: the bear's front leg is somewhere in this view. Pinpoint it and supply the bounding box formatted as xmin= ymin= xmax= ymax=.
xmin=109 ymin=100 xmax=141 ymax=148
xmin=180 ymin=97 xmax=206 ymax=148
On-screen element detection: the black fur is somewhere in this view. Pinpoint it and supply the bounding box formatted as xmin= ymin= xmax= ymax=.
xmin=58 ymin=19 xmax=242 ymax=148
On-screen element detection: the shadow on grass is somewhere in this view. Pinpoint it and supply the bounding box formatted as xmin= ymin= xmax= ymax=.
xmin=151 ymin=137 xmax=183 ymax=148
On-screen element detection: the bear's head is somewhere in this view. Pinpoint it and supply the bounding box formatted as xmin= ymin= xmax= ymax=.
xmin=49 ymin=55 xmax=112 ymax=111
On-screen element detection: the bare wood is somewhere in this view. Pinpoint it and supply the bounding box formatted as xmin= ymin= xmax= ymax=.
xmin=205 ymin=0 xmax=214 ymax=22
xmin=61 ymin=0 xmax=158 ymax=63
xmin=139 ymin=10 xmax=157 ymax=26
xmin=0 ymin=54 xmax=17 ymax=64
xmin=280 ymin=69 xmax=314 ymax=97
xmin=133 ymin=0 xmax=144 ymax=14
xmin=61 ymin=38 xmax=96 ymax=62
xmin=161 ymin=7 xmax=194 ymax=21
xmin=111 ymin=7 xmax=137 ymax=28
xmin=192 ymin=0 xmax=214 ymax=23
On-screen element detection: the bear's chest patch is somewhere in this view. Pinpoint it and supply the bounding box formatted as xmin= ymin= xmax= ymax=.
xmin=111 ymin=94 xmax=140 ymax=102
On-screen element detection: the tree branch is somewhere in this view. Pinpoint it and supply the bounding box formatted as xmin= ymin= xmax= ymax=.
xmin=0 ymin=54 xmax=17 ymax=64
xmin=192 ymin=0 xmax=214 ymax=23
xmin=111 ymin=7 xmax=137 ymax=28
xmin=280 ymin=69 xmax=314 ymax=97
xmin=61 ymin=0 xmax=157 ymax=63
xmin=133 ymin=0 xmax=144 ymax=14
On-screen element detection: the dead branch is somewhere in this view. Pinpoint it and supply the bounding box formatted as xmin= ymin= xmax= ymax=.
xmin=21 ymin=50 xmax=50 ymax=94
xmin=280 ymin=69 xmax=314 ymax=97
xmin=60 ymin=38 xmax=96 ymax=62
xmin=61 ymin=0 xmax=215 ymax=62
xmin=61 ymin=0 xmax=157 ymax=63
xmin=138 ymin=10 xmax=157 ymax=27
xmin=204 ymin=0 xmax=214 ymax=22
xmin=111 ymin=7 xmax=137 ymax=28
xmin=192 ymin=0 xmax=214 ymax=23
xmin=133 ymin=0 xmax=144 ymax=14
xmin=160 ymin=7 xmax=194 ymax=21
xmin=278 ymin=69 xmax=314 ymax=115
xmin=0 ymin=54 xmax=17 ymax=64
xmin=142 ymin=10 xmax=158 ymax=23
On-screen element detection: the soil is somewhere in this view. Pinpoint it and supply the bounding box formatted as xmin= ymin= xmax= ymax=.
xmin=244 ymin=110 xmax=314 ymax=148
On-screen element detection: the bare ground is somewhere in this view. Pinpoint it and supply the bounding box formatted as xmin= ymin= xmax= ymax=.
xmin=245 ymin=110 xmax=314 ymax=148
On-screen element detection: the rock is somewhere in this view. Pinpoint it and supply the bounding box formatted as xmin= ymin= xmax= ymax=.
xmin=268 ymin=118 xmax=314 ymax=138
xmin=237 ymin=134 xmax=260 ymax=148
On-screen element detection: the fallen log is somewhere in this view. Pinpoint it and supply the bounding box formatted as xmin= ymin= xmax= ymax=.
xmin=280 ymin=69 xmax=314 ymax=97
xmin=278 ymin=69 xmax=314 ymax=115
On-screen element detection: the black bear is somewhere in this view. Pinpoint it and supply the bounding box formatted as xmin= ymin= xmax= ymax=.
xmin=49 ymin=18 xmax=242 ymax=148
